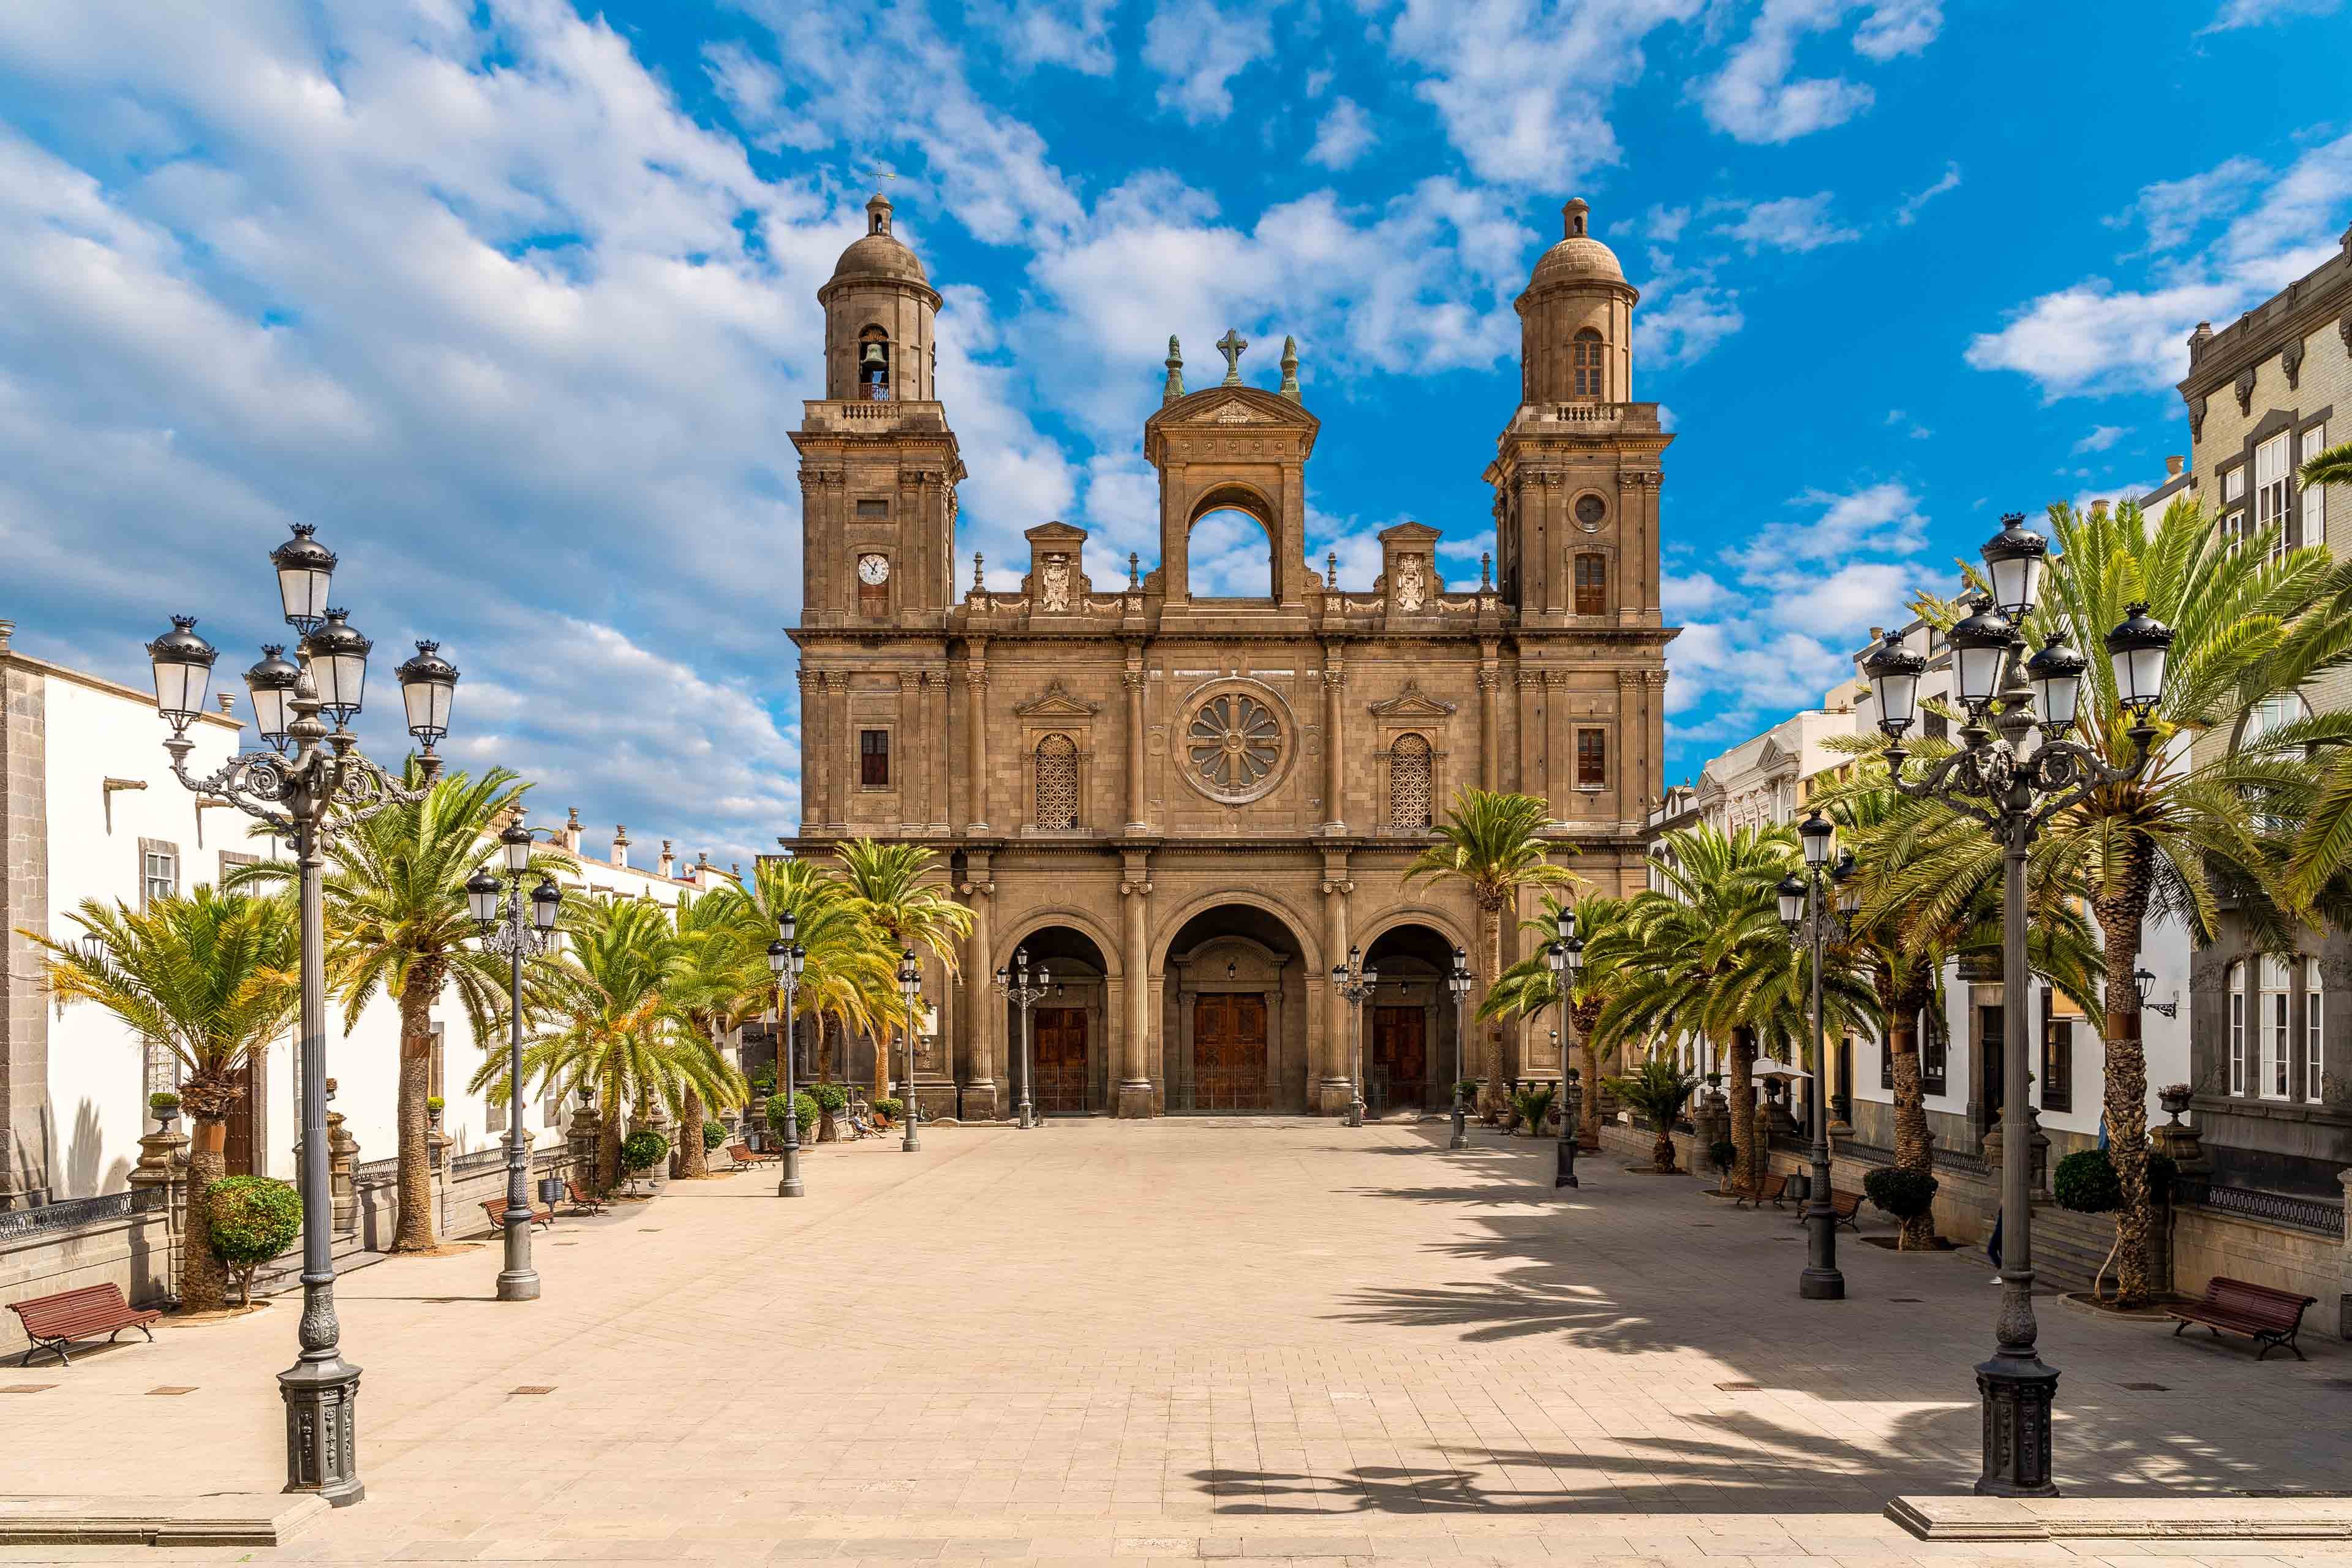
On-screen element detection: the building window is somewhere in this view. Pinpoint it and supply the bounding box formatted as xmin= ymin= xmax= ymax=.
xmin=2255 ymin=431 xmax=2292 ymax=560
xmin=859 ymin=729 xmax=891 ymax=789
xmin=1574 ymin=554 xmax=1607 ymax=616
xmin=2040 ymin=989 xmax=2073 ymax=1115
xmin=1571 ymin=328 xmax=1605 ymax=398
xmin=1575 ymin=728 xmax=1607 ymax=789
xmin=140 ymin=842 xmax=179 ymax=909
xmin=1880 ymin=1037 xmax=1893 ymax=1090
xmin=1923 ymin=707 xmax=1950 ymax=741
xmin=1389 ymin=733 xmax=1433 ymax=829
xmin=2261 ymin=954 xmax=2291 ymax=1099
xmin=429 ymin=1021 xmax=446 ymax=1101
xmin=857 ymin=326 xmax=891 ymax=399
xmin=2222 ymin=464 xmax=2248 ymax=551
xmin=1034 ymin=734 xmax=1079 ymax=829
xmin=2228 ymin=960 xmax=2247 ymax=1095
xmin=2305 ymin=962 xmax=2324 ymax=1102
xmin=855 ymin=499 xmax=889 ymax=518
xmin=218 ymin=849 xmax=258 ymax=884
xmin=2302 ymin=421 xmax=2328 ymax=543
xmin=1921 ymin=1010 xmax=1948 ymax=1096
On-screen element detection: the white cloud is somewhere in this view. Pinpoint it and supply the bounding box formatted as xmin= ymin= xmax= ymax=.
xmin=2072 ymin=424 xmax=2129 ymax=454
xmin=967 ymin=0 xmax=1121 ymax=74
xmin=1634 ymin=284 xmax=1746 ymax=366
xmin=1852 ymin=0 xmax=1943 ymax=58
xmin=1894 ymin=160 xmax=1959 ymax=225
xmin=1714 ymin=190 xmax=1860 ymax=253
xmin=1967 ymin=130 xmax=2352 ymax=399
xmin=2199 ymin=0 xmax=2341 ymax=31
xmin=1696 ymin=0 xmax=1874 ymax=144
xmin=1308 ymin=97 xmax=1378 ymax=170
xmin=2104 ymin=155 xmax=2266 ymax=254
xmin=1885 ymin=408 xmax=1930 ymax=438
xmin=1144 ymin=0 xmax=1275 ymax=123
xmin=1386 ymin=0 xmax=1705 ymax=187
xmin=1638 ymin=202 xmax=1691 ymax=241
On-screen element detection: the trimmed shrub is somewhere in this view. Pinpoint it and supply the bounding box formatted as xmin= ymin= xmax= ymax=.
xmin=1708 ymin=1139 xmax=1736 ymax=1174
xmin=620 ymin=1128 xmax=669 ymax=1174
xmin=1863 ymin=1166 xmax=1939 ymax=1221
xmin=425 ymin=1095 xmax=445 ymax=1112
xmin=2052 ymin=1148 xmax=2122 ymax=1213
xmin=1455 ymin=1079 xmax=1480 ymax=1103
xmin=148 ymin=1091 xmax=181 ymax=1114
xmin=207 ymin=1175 xmax=303 ymax=1306
xmin=812 ymin=1082 xmax=850 ymax=1113
xmin=703 ymin=1119 xmax=725 ymax=1152
xmin=793 ymin=1091 xmax=818 ymax=1137
xmin=873 ymin=1096 xmax=905 ymax=1125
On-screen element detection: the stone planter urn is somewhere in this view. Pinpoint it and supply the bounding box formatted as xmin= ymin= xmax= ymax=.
xmin=2158 ymin=1085 xmax=2193 ymax=1121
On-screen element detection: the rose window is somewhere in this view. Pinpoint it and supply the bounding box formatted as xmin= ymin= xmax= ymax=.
xmin=1186 ymin=693 xmax=1284 ymax=801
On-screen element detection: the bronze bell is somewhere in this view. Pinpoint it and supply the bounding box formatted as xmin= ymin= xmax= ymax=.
xmin=860 ymin=342 xmax=886 ymax=368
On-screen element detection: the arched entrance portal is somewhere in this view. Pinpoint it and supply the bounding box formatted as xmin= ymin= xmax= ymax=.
xmin=1161 ymin=903 xmax=1310 ymax=1113
xmin=1003 ymin=925 xmax=1111 ymax=1118
xmin=1359 ymin=924 xmax=1464 ymax=1117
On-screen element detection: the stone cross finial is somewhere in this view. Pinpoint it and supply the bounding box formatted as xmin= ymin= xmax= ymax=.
xmin=1215 ymin=328 xmax=1248 ymax=385
xmin=1278 ymin=335 xmax=1300 ymax=401
xmin=1163 ymin=336 xmax=1185 ymax=405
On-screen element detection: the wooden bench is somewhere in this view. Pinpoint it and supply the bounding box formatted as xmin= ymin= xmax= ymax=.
xmin=1732 ymin=1174 xmax=1790 ymax=1210
xmin=2168 ymin=1276 xmax=2318 ymax=1361
xmin=563 ymin=1179 xmax=608 ymax=1216
xmin=1804 ymin=1188 xmax=1865 ymax=1232
xmin=481 ymin=1197 xmax=554 ymax=1232
xmin=9 ymin=1283 xmax=161 ymax=1368
xmin=726 ymin=1141 xmax=778 ymax=1169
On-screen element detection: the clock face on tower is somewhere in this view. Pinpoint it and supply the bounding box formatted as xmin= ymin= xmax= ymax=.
xmin=858 ymin=554 xmax=890 ymax=585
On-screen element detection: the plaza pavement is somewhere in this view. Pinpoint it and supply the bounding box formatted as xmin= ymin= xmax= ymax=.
xmin=4 ymin=1118 xmax=2350 ymax=1566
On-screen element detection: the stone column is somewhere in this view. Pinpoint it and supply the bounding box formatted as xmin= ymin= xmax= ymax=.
xmin=1321 ymin=646 xmax=1347 ymax=833
xmin=960 ymin=856 xmax=999 ymax=1121
xmin=797 ymin=666 xmax=824 ymax=833
xmin=827 ymin=672 xmax=851 ymax=829
xmin=130 ymin=1120 xmax=189 ymax=1299
xmin=965 ymin=644 xmax=990 ymax=832
xmin=1478 ymin=644 xmax=1501 ymax=789
xmin=1517 ymin=668 xmax=1541 ymax=799
xmin=1117 ymin=854 xmax=1153 ymax=1117
xmin=1545 ymin=670 xmax=1569 ymax=818
xmin=568 ymin=1102 xmax=601 ymax=1189
xmin=326 ymin=1112 xmax=358 ymax=1237
xmin=929 ymin=664 xmax=951 ymax=831
xmin=0 ymin=639 xmax=53 ymax=1210
xmin=1317 ymin=866 xmax=1355 ymax=1114
xmin=1616 ymin=669 xmax=1641 ymax=828
xmin=1123 ymin=655 xmax=1148 ymax=832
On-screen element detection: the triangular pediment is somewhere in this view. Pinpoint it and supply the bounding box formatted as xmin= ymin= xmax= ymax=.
xmin=1149 ymin=385 xmax=1321 ymax=432
xmin=1378 ymin=521 xmax=1442 ymax=545
xmin=1012 ymin=679 xmax=1102 ymax=718
xmin=1366 ymin=681 xmax=1458 ymax=719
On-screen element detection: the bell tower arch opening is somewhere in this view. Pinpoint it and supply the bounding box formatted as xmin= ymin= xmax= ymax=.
xmin=1185 ymin=489 xmax=1276 ymax=600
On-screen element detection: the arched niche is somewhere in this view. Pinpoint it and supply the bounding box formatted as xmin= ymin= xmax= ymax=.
xmin=1185 ymin=486 xmax=1278 ymax=600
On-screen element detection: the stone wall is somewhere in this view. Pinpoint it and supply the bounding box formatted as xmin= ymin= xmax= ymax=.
xmin=0 ymin=1191 xmax=172 ymax=1357
xmin=2171 ymin=1202 xmax=2349 ymax=1341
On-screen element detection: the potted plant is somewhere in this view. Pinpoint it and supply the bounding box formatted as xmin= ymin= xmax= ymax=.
xmin=424 ymin=1095 xmax=445 ymax=1132
xmin=1862 ymin=1167 xmax=1940 ymax=1250
xmin=702 ymin=1119 xmax=726 ymax=1153
xmin=619 ymin=1129 xmax=669 ymax=1191
xmin=1602 ymin=1056 xmax=1700 ymax=1173
xmin=1510 ymin=1084 xmax=1556 ymax=1137
xmin=148 ymin=1090 xmax=182 ymax=1129
xmin=2157 ymin=1083 xmax=2192 ymax=1122
xmin=207 ymin=1175 xmax=303 ymax=1307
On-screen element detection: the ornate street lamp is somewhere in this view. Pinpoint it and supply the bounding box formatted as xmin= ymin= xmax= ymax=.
xmin=897 ymin=948 xmax=922 ymax=1152
xmin=1862 ymin=516 xmax=2173 ymax=1498
xmin=2133 ymin=965 xmax=2179 ymax=1019
xmin=146 ymin=522 xmax=459 ymax=1508
xmin=766 ymin=911 xmax=807 ymax=1196
xmin=1780 ymin=809 xmax=1849 ymax=1303
xmin=996 ymin=949 xmax=1049 ymax=1129
xmin=1330 ymin=945 xmax=1376 ymax=1128
xmin=1446 ymin=947 xmax=1472 ymax=1151
xmin=468 ymin=815 xmax=560 ymax=1302
xmin=1550 ymin=927 xmax=1584 ymax=1189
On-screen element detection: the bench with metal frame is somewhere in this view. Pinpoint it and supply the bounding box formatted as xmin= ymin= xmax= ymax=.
xmin=9 ymin=1283 xmax=161 ymax=1368
xmin=2168 ymin=1276 xmax=2318 ymax=1361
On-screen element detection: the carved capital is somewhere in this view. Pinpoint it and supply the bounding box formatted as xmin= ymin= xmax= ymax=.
xmin=1323 ymin=669 xmax=1348 ymax=690
xmin=956 ymin=880 xmax=997 ymax=899
xmin=1119 ymin=879 xmax=1153 ymax=898
xmin=1122 ymin=670 xmax=1147 ymax=691
xmin=1477 ymin=668 xmax=1499 ymax=690
xmin=1517 ymin=670 xmax=1542 ymax=688
xmin=1645 ymin=668 xmax=1672 ymax=687
xmin=1616 ymin=669 xmax=1643 ymax=689
xmin=1321 ymin=878 xmax=1356 ymax=897
xmin=965 ymin=667 xmax=989 ymax=688
xmin=1544 ymin=669 xmax=1569 ymax=687
xmin=823 ymin=671 xmax=850 ymax=694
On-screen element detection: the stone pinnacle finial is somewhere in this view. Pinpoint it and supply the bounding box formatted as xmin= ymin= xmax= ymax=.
xmin=1163 ymin=336 xmax=1185 ymax=405
xmin=1215 ymin=328 xmax=1248 ymax=386
xmin=1326 ymin=552 xmax=1339 ymax=590
xmin=973 ymin=551 xmax=985 ymax=592
xmin=1278 ymin=334 xmax=1300 ymax=401
xmin=1563 ymin=196 xmax=1590 ymax=238
xmin=1128 ymin=551 xmax=1141 ymax=588
xmin=1481 ymin=552 xmax=1492 ymax=589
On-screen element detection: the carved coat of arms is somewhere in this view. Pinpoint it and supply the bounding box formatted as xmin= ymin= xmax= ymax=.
xmin=1393 ymin=555 xmax=1427 ymax=612
xmin=1040 ymin=556 xmax=1071 ymax=612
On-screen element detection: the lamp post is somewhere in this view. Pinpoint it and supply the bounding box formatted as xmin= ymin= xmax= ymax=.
xmin=1330 ymin=945 xmax=1376 ymax=1128
xmin=145 ymin=522 xmax=461 ymax=1508
xmin=1777 ymin=812 xmax=1854 ymax=1302
xmin=996 ymin=949 xmax=1049 ymax=1129
xmin=897 ymin=948 xmax=922 ymax=1152
xmin=465 ymin=819 xmax=562 ymax=1302
xmin=1549 ymin=922 xmax=1584 ymax=1188
xmin=1860 ymin=512 xmax=2173 ymax=1498
xmin=2133 ymin=966 xmax=2179 ymax=1019
xmin=766 ymin=914 xmax=807 ymax=1196
xmin=1447 ymin=947 xmax=1472 ymax=1150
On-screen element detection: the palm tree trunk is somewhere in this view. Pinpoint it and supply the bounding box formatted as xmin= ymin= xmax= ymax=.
xmin=1572 ymin=997 xmax=1604 ymax=1149
xmin=816 ymin=1017 xmax=840 ymax=1143
xmin=1727 ymin=1026 xmax=1759 ymax=1192
xmin=872 ymin=1025 xmax=893 ymax=1108
xmin=181 ymin=1115 xmax=230 ymax=1313
xmin=2094 ymin=869 xmax=2157 ymax=1307
xmin=595 ymin=1098 xmax=623 ymax=1192
xmin=393 ymin=975 xmax=437 ymax=1252
xmin=1888 ymin=967 xmax=1937 ymax=1249
xmin=1478 ymin=898 xmax=1506 ymax=1115
xmin=677 ymin=1087 xmax=709 ymax=1178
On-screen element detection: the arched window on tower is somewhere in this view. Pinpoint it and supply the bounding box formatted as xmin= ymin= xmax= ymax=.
xmin=1035 ymin=734 xmax=1079 ymax=829
xmin=1389 ymin=734 xmax=1433 ymax=830
xmin=1571 ymin=328 xmax=1605 ymax=399
xmin=858 ymin=325 xmax=892 ymax=401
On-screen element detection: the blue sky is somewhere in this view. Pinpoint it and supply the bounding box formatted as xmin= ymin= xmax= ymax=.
xmin=1 ymin=0 xmax=2346 ymax=864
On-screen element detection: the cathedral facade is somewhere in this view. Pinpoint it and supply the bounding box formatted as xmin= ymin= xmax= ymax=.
xmin=781 ymin=193 xmax=1675 ymax=1120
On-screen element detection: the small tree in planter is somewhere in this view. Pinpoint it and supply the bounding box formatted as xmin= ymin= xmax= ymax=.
xmin=873 ymin=1096 xmax=905 ymax=1127
xmin=770 ymin=1091 xmax=820 ymax=1142
xmin=207 ymin=1175 xmax=303 ymax=1308
xmin=1510 ymin=1085 xmax=1556 ymax=1137
xmin=812 ymin=1082 xmax=849 ymax=1142
xmin=2054 ymin=1148 xmax=2125 ymax=1300
xmin=1603 ymin=1055 xmax=1700 ymax=1173
xmin=620 ymin=1129 xmax=669 ymax=1191
xmin=702 ymin=1119 xmax=726 ymax=1153
xmin=1708 ymin=1140 xmax=1736 ymax=1188
xmin=1862 ymin=1166 xmax=1940 ymax=1250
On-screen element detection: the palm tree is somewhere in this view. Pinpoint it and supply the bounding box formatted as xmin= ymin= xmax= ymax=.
xmin=1589 ymin=823 xmax=1795 ymax=1192
xmin=1897 ymin=495 xmax=2352 ymax=1303
xmin=831 ymin=840 xmax=975 ymax=1106
xmin=1604 ymin=1054 xmax=1702 ymax=1173
xmin=663 ymin=892 xmax=770 ymax=1178
xmin=723 ymin=856 xmax=897 ymax=1118
xmin=1477 ymin=891 xmax=1630 ymax=1148
xmin=229 ymin=765 xmax=528 ymax=1252
xmin=487 ymin=895 xmax=741 ymax=1190
xmin=26 ymin=887 xmax=300 ymax=1311
xmin=1404 ymin=790 xmax=1577 ymax=1114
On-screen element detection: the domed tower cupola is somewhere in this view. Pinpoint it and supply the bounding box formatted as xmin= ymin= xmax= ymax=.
xmin=1516 ymin=195 xmax=1640 ymax=407
xmin=818 ymin=192 xmax=943 ymax=402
